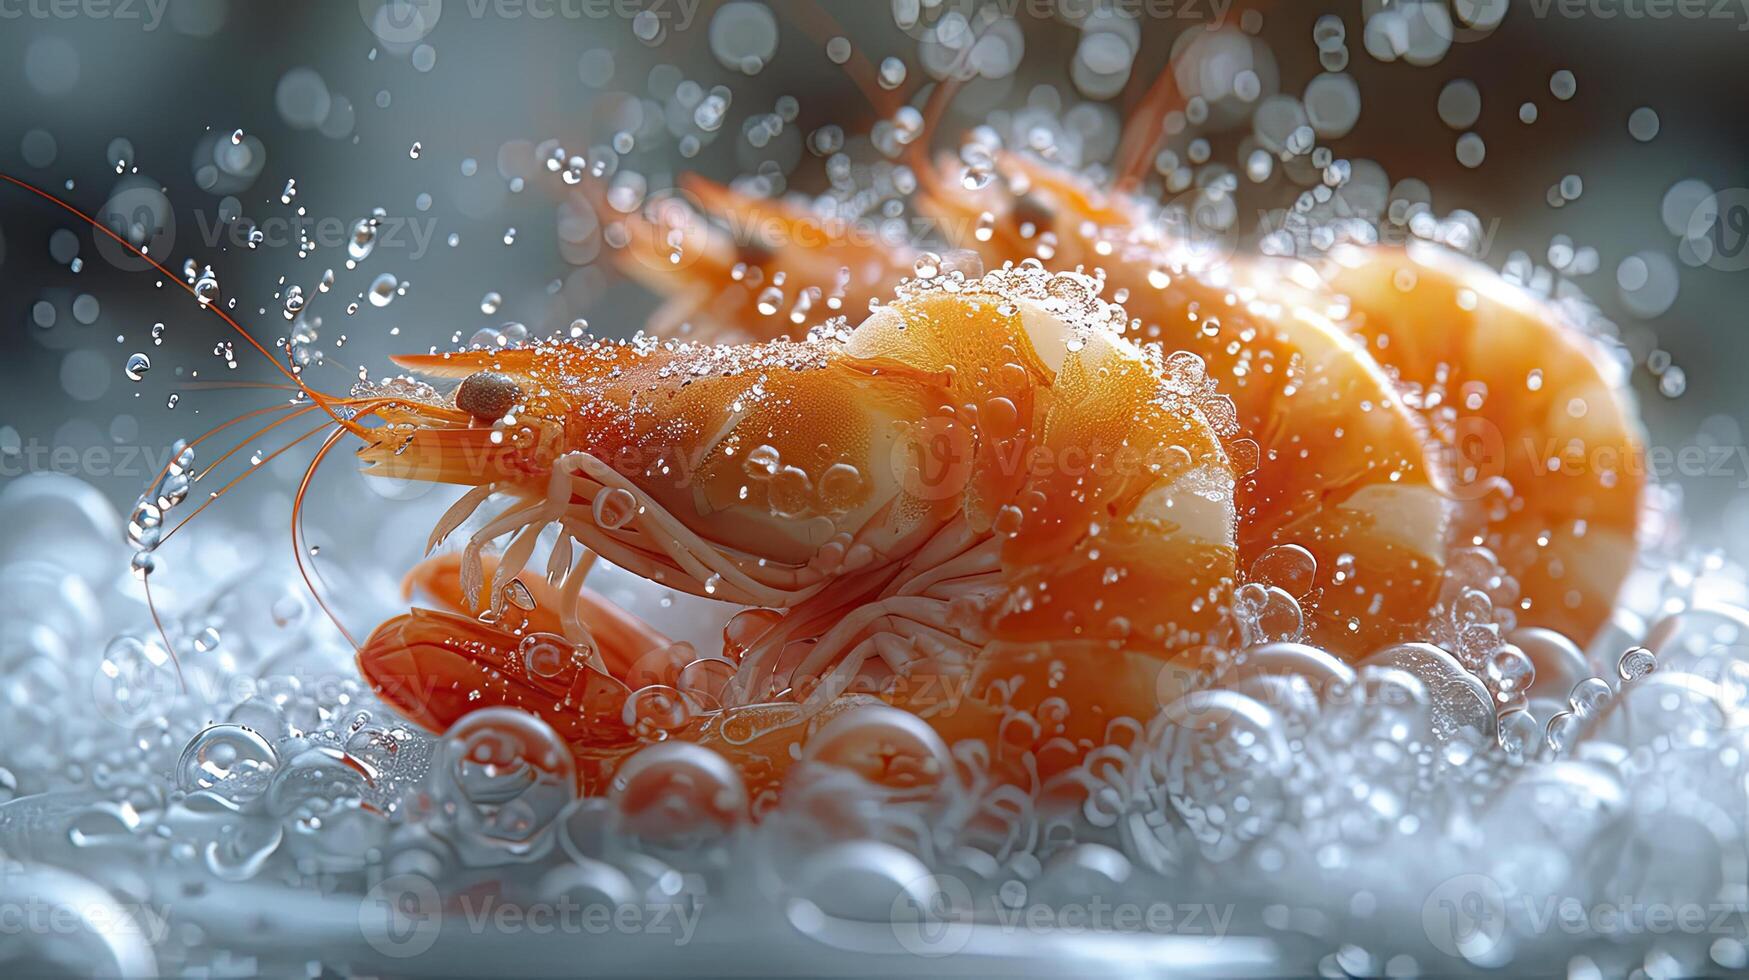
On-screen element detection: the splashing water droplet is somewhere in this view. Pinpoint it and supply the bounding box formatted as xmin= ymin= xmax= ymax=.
xmin=368 ymin=273 xmax=398 ymax=307
xmin=1617 ymin=646 xmax=1656 ymax=681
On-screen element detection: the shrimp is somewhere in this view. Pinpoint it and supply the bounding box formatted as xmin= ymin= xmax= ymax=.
xmin=909 ymin=147 xmax=1643 ymax=647
xmin=909 ymin=150 xmax=1454 ymax=654
xmin=602 ymin=152 xmax=1455 ymax=654
xmin=1319 ymin=242 xmax=1645 ymax=643
xmin=354 ymin=266 xmax=1242 ymax=796
xmin=596 ymin=174 xmax=920 ymax=342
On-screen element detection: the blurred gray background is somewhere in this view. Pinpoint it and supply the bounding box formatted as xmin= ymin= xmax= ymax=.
xmin=2 ymin=0 xmax=1747 ymax=569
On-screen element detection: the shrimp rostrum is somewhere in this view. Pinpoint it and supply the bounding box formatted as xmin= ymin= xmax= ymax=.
xmin=354 ymin=265 xmax=1244 ymax=796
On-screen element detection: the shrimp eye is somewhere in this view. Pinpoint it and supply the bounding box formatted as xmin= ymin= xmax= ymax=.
xmin=455 ymin=371 xmax=521 ymax=421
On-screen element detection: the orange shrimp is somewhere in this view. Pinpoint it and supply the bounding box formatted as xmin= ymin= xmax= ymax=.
xmin=1319 ymin=242 xmax=1645 ymax=643
xmin=910 ymin=151 xmax=1453 ymax=654
xmin=354 ymin=266 xmax=1241 ymax=797
xmin=601 ymin=150 xmax=1455 ymax=655
xmin=911 ymin=148 xmax=1642 ymax=648
xmin=594 ymin=174 xmax=919 ymax=342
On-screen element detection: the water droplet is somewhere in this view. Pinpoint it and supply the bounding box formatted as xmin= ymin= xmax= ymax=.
xmin=1496 ymin=707 xmax=1539 ymax=759
xmin=1455 ymin=132 xmax=1486 ymax=169
xmin=1628 ymin=106 xmax=1659 ymax=142
xmin=123 ymin=352 xmax=150 ymax=382
xmin=877 ymin=57 xmax=907 ymax=90
xmin=194 ymin=270 xmax=220 ymax=306
xmin=368 ymin=273 xmax=398 ymax=307
xmin=504 ymin=579 xmax=536 ymax=611
xmin=1568 ymin=676 xmax=1612 ymax=717
xmin=1484 ymin=644 xmax=1535 ymax=698
xmin=177 ymin=724 xmax=279 ymax=798
xmin=1617 ymin=646 xmax=1656 ymax=681
xmin=1436 ymin=79 xmax=1481 ymax=130
xmin=1549 ymin=69 xmax=1577 ymax=101
xmin=1249 ymin=544 xmax=1318 ymax=597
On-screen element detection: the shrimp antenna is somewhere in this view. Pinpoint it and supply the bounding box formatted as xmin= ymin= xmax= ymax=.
xmin=897 ymin=4 xmax=1006 ymax=179
xmin=295 ymin=429 xmax=363 ymax=650
xmin=1111 ymin=63 xmax=1185 ymax=193
xmin=0 ymin=173 xmax=380 ymax=667
xmin=1111 ymin=1 xmax=1273 ymax=191
xmin=789 ymin=2 xmax=900 ymax=118
xmin=0 ymin=175 xmax=369 ymax=438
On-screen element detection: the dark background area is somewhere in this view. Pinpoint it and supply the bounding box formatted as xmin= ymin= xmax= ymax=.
xmin=2 ymin=0 xmax=1747 ymax=564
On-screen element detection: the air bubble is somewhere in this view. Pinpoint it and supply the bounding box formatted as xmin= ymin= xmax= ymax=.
xmin=1549 ymin=69 xmax=1576 ymax=101
xmin=710 ymin=1 xmax=779 ymax=75
xmin=1617 ymin=646 xmax=1656 ymax=681
xmin=1661 ymin=179 xmax=1715 ymax=236
xmin=1628 ymin=106 xmax=1659 ymax=142
xmin=877 ymin=57 xmax=907 ymax=90
xmin=1616 ymin=251 xmax=1679 ymax=318
xmin=1455 ymin=133 xmax=1486 ymax=169
xmin=1437 ymin=80 xmax=1481 ymax=130
xmin=1303 ymin=74 xmax=1361 ymax=139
